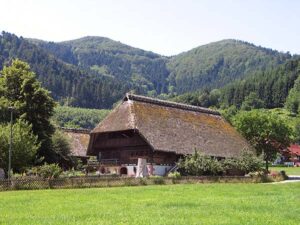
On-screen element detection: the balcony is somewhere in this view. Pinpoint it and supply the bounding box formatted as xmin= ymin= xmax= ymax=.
xmin=99 ymin=159 xmax=120 ymax=166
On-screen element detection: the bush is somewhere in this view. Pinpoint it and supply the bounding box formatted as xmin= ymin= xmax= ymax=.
xmin=238 ymin=150 xmax=264 ymax=173
xmin=151 ymin=176 xmax=165 ymax=185
xmin=178 ymin=150 xmax=263 ymax=176
xmin=178 ymin=151 xmax=223 ymax=176
xmin=167 ymin=171 xmax=181 ymax=179
xmin=36 ymin=163 xmax=62 ymax=179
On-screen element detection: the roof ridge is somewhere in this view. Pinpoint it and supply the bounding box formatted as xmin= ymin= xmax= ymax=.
xmin=124 ymin=93 xmax=220 ymax=115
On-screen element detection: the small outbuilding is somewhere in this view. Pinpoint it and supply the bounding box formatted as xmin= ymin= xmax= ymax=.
xmin=61 ymin=128 xmax=90 ymax=163
xmin=87 ymin=94 xmax=251 ymax=176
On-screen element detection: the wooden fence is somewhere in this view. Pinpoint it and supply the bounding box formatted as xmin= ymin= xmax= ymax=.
xmin=0 ymin=176 xmax=255 ymax=191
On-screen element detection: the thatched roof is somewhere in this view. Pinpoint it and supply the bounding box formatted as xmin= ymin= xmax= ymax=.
xmin=88 ymin=94 xmax=251 ymax=158
xmin=61 ymin=128 xmax=90 ymax=157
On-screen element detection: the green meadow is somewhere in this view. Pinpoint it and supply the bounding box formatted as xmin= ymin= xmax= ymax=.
xmin=270 ymin=166 xmax=300 ymax=175
xmin=0 ymin=183 xmax=299 ymax=225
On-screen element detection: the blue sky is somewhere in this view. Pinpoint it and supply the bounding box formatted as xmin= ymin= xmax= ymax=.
xmin=0 ymin=0 xmax=299 ymax=55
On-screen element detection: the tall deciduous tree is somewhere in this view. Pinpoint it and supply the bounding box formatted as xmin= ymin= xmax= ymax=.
xmin=0 ymin=120 xmax=40 ymax=173
xmin=233 ymin=110 xmax=292 ymax=171
xmin=0 ymin=59 xmax=56 ymax=162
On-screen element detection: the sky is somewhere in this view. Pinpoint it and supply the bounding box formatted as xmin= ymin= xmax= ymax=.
xmin=0 ymin=0 xmax=299 ymax=56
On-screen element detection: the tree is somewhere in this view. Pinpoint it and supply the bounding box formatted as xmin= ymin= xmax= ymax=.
xmin=285 ymin=76 xmax=300 ymax=114
xmin=0 ymin=59 xmax=56 ymax=162
xmin=51 ymin=130 xmax=72 ymax=168
xmin=0 ymin=120 xmax=40 ymax=174
xmin=233 ymin=110 xmax=292 ymax=171
xmin=241 ymin=92 xmax=265 ymax=111
xmin=295 ymin=122 xmax=300 ymax=144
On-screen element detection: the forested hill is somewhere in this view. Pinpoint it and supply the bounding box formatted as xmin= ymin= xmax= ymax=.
xmin=28 ymin=36 xmax=170 ymax=95
xmin=0 ymin=31 xmax=295 ymax=109
xmin=0 ymin=32 xmax=129 ymax=108
xmin=167 ymin=39 xmax=292 ymax=93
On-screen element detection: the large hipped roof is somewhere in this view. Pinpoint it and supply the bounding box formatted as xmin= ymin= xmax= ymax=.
xmin=89 ymin=94 xmax=251 ymax=157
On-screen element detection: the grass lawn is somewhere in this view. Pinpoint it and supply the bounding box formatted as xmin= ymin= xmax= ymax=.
xmin=270 ymin=166 xmax=300 ymax=175
xmin=0 ymin=183 xmax=299 ymax=225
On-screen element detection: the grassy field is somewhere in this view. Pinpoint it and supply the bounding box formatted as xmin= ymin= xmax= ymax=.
xmin=0 ymin=183 xmax=299 ymax=225
xmin=270 ymin=166 xmax=300 ymax=175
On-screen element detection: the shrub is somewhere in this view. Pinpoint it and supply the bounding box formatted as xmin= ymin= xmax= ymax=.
xmin=138 ymin=177 xmax=148 ymax=185
xmin=178 ymin=151 xmax=223 ymax=176
xmin=178 ymin=150 xmax=263 ymax=176
xmin=151 ymin=176 xmax=165 ymax=185
xmin=248 ymin=171 xmax=271 ymax=183
xmin=168 ymin=171 xmax=181 ymax=179
xmin=238 ymin=150 xmax=264 ymax=173
xmin=36 ymin=163 xmax=62 ymax=179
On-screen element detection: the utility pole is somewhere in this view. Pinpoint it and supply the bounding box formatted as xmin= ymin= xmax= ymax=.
xmin=8 ymin=106 xmax=14 ymax=182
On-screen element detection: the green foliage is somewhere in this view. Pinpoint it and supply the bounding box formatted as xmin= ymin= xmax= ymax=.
xmin=223 ymin=150 xmax=264 ymax=174
xmin=35 ymin=163 xmax=62 ymax=179
xmin=295 ymin=122 xmax=300 ymax=143
xmin=0 ymin=32 xmax=129 ymax=109
xmin=151 ymin=176 xmax=165 ymax=185
xmin=0 ymin=120 xmax=40 ymax=173
xmin=1 ymin=32 xmax=295 ymax=110
xmin=220 ymin=105 xmax=238 ymax=123
xmin=52 ymin=106 xmax=110 ymax=129
xmin=172 ymin=59 xmax=300 ymax=111
xmin=285 ymin=75 xmax=300 ymax=114
xmin=221 ymin=59 xmax=300 ymax=109
xmin=50 ymin=130 xmax=72 ymax=166
xmin=167 ymin=39 xmax=291 ymax=94
xmin=237 ymin=150 xmax=264 ymax=173
xmin=241 ymin=92 xmax=265 ymax=110
xmin=0 ymin=59 xmax=56 ymax=162
xmin=167 ymin=171 xmax=181 ymax=179
xmin=179 ymin=150 xmax=263 ymax=176
xmin=233 ymin=110 xmax=293 ymax=170
xmin=178 ymin=151 xmax=223 ymax=176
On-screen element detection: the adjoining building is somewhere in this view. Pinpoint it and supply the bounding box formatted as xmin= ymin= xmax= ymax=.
xmin=87 ymin=94 xmax=251 ymax=176
xmin=61 ymin=128 xmax=90 ymax=163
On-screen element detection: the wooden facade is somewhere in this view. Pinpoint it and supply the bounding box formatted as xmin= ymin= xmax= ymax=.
xmin=92 ymin=129 xmax=177 ymax=166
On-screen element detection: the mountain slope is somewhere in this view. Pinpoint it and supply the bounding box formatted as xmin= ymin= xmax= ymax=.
xmin=29 ymin=36 xmax=170 ymax=95
xmin=167 ymin=39 xmax=292 ymax=93
xmin=1 ymin=31 xmax=295 ymax=109
xmin=0 ymin=32 xmax=128 ymax=108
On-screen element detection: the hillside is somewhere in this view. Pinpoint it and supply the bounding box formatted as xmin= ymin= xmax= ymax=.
xmin=0 ymin=31 xmax=295 ymax=109
xmin=29 ymin=36 xmax=170 ymax=95
xmin=172 ymin=58 xmax=300 ymax=111
xmin=52 ymin=106 xmax=110 ymax=129
xmin=0 ymin=32 xmax=128 ymax=108
xmin=167 ymin=39 xmax=292 ymax=93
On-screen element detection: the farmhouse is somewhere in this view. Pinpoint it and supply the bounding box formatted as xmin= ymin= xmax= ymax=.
xmin=87 ymin=94 xmax=250 ymax=176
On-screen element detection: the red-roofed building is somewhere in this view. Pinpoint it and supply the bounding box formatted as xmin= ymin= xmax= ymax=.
xmin=288 ymin=144 xmax=300 ymax=161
